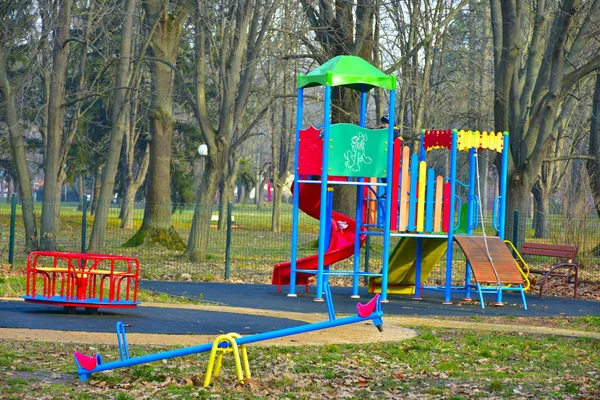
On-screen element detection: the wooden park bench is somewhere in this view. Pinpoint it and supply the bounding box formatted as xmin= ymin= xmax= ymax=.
xmin=519 ymin=242 xmax=579 ymax=298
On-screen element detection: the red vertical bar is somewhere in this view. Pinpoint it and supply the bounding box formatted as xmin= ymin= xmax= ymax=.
xmin=390 ymin=137 xmax=401 ymax=230
xmin=442 ymin=182 xmax=451 ymax=233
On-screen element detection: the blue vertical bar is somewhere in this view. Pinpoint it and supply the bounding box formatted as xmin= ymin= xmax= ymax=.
xmin=315 ymin=83 xmax=332 ymax=301
xmin=381 ymin=87 xmax=397 ymax=302
xmin=352 ymin=89 xmax=368 ymax=298
xmin=324 ymin=190 xmax=333 ymax=249
xmin=408 ymin=154 xmax=418 ymax=231
xmin=413 ymin=237 xmax=423 ymax=299
xmin=464 ymin=146 xmax=476 ymax=300
xmin=359 ymin=88 xmax=367 ymax=126
xmin=498 ymin=132 xmax=509 ymax=240
xmin=419 ymin=131 xmax=426 ymax=161
xmin=443 ymin=130 xmax=458 ymax=304
xmin=425 ymin=168 xmax=434 ymax=232
xmin=288 ymin=88 xmax=303 ymax=297
xmin=352 ymin=182 xmax=363 ymax=298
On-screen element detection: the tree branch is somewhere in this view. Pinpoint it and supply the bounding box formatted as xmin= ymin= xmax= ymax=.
xmin=544 ymin=155 xmax=595 ymax=162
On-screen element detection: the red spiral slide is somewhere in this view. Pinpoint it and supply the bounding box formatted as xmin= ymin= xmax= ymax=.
xmin=272 ymin=181 xmax=366 ymax=291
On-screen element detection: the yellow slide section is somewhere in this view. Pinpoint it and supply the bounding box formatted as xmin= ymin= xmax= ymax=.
xmin=370 ymin=237 xmax=447 ymax=294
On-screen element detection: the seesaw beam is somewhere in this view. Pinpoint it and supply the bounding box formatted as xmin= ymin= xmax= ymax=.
xmin=76 ymin=308 xmax=383 ymax=381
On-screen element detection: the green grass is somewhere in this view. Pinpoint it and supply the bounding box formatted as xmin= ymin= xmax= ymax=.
xmin=0 ymin=328 xmax=598 ymax=399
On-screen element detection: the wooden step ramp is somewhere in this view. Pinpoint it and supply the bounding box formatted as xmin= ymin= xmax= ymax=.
xmin=454 ymin=236 xmax=523 ymax=285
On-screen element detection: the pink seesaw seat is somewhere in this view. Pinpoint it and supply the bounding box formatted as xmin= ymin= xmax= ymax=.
xmin=356 ymin=294 xmax=380 ymax=318
xmin=74 ymin=352 xmax=102 ymax=371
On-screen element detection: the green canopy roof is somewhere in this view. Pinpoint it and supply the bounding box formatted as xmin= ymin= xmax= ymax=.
xmin=298 ymin=56 xmax=396 ymax=91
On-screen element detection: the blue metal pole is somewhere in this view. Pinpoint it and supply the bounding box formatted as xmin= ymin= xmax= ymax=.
xmin=443 ymin=130 xmax=458 ymax=304
xmin=315 ymin=84 xmax=332 ymax=301
xmin=464 ymin=146 xmax=476 ymax=300
xmin=288 ymin=88 xmax=304 ymax=297
xmin=8 ymin=193 xmax=17 ymax=265
xmin=77 ymin=308 xmax=384 ymax=381
xmin=352 ymin=88 xmax=368 ymax=298
xmin=352 ymin=183 xmax=363 ymax=298
xmin=498 ymin=132 xmax=509 ymax=239
xmin=413 ymin=237 xmax=422 ymax=299
xmin=381 ymin=88 xmax=397 ymax=302
xmin=359 ymin=88 xmax=367 ymax=127
xmin=419 ymin=131 xmax=426 ymax=161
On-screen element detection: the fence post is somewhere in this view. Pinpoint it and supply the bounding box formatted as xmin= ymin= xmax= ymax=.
xmin=81 ymin=197 xmax=88 ymax=253
xmin=224 ymin=201 xmax=233 ymax=280
xmin=8 ymin=193 xmax=17 ymax=265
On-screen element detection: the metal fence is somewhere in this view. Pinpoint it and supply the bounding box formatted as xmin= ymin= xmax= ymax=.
xmin=1 ymin=197 xmax=599 ymax=284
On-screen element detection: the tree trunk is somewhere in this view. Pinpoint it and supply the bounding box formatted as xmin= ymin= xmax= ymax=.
xmin=125 ymin=2 xmax=187 ymax=249
xmin=256 ymin=175 xmax=266 ymax=211
xmin=185 ymin=0 xmax=278 ymax=260
xmin=88 ymin=0 xmax=137 ymax=252
xmin=184 ymin=149 xmax=227 ymax=261
xmin=504 ymin=168 xmax=534 ymax=245
xmin=271 ymin=180 xmax=284 ymax=233
xmin=587 ymin=75 xmax=600 ymax=217
xmin=40 ymin=0 xmax=73 ymax=250
xmin=531 ymin=183 xmax=550 ymax=238
xmin=77 ymin=174 xmax=85 ymax=211
xmin=90 ymin=164 xmax=103 ymax=216
xmin=218 ymin=155 xmax=241 ymax=230
xmin=0 ymin=43 xmax=38 ymax=250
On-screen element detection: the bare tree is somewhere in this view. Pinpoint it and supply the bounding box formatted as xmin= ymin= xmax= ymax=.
xmin=587 ymin=75 xmax=600 ymax=217
xmin=87 ymin=0 xmax=144 ymax=250
xmin=184 ymin=0 xmax=279 ymax=261
xmin=39 ymin=0 xmax=74 ymax=250
xmin=490 ymin=0 xmax=600 ymax=236
xmin=0 ymin=0 xmax=38 ymax=251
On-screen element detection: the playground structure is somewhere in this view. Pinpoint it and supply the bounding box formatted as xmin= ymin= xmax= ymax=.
xmin=73 ymin=287 xmax=384 ymax=386
xmin=272 ymin=55 xmax=528 ymax=308
xmin=23 ymin=251 xmax=140 ymax=312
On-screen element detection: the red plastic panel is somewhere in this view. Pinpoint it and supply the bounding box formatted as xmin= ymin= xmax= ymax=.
xmin=423 ymin=130 xmax=452 ymax=150
xmin=442 ymin=182 xmax=451 ymax=233
xmin=298 ymin=126 xmax=324 ymax=176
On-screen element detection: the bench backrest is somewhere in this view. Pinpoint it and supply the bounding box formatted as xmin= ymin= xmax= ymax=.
xmin=520 ymin=242 xmax=577 ymax=261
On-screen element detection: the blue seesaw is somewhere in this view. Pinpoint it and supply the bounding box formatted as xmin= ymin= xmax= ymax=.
xmin=74 ymin=285 xmax=384 ymax=386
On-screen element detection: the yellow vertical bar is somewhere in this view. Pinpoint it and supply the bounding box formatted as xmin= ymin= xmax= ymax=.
xmin=434 ymin=176 xmax=443 ymax=232
xmin=497 ymin=131 xmax=504 ymax=152
xmin=417 ymin=161 xmax=426 ymax=232
xmin=484 ymin=131 xmax=493 ymax=151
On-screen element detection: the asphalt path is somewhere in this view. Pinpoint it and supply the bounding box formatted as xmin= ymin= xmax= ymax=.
xmin=0 ymin=299 xmax=304 ymax=335
xmin=141 ymin=281 xmax=600 ymax=317
xmin=1 ymin=281 xmax=597 ymax=335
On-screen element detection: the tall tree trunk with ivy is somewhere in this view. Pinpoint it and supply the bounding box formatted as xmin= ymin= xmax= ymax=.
xmin=125 ymin=1 xmax=187 ymax=249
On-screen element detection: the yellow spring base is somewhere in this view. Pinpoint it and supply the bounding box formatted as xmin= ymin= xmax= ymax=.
xmin=204 ymin=332 xmax=251 ymax=387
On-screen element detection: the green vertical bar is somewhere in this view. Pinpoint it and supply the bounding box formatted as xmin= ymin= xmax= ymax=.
xmin=8 ymin=193 xmax=17 ymax=265
xmin=224 ymin=201 xmax=233 ymax=280
xmin=513 ymin=210 xmax=519 ymax=250
xmin=81 ymin=197 xmax=88 ymax=253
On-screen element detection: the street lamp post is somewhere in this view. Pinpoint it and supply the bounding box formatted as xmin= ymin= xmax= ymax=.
xmin=197 ymin=144 xmax=208 ymax=184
